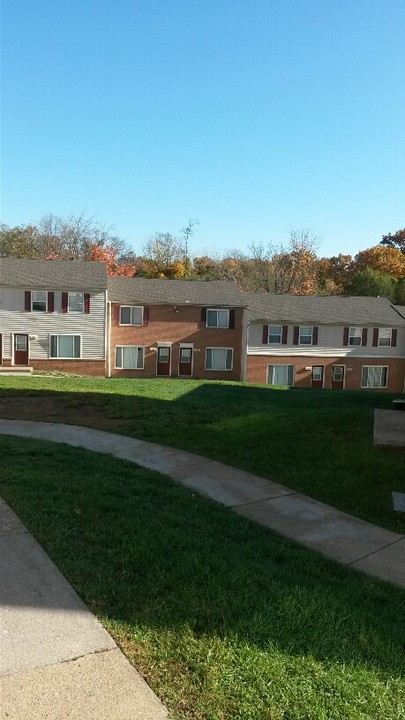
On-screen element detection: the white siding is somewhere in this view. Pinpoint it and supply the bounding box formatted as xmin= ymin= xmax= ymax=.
xmin=248 ymin=322 xmax=405 ymax=358
xmin=0 ymin=288 xmax=106 ymax=360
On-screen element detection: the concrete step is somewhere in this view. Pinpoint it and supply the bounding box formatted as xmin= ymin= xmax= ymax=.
xmin=0 ymin=366 xmax=33 ymax=376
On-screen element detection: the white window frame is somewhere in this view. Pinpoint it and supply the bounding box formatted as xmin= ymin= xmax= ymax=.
xmin=32 ymin=291 xmax=47 ymax=312
xmin=115 ymin=345 xmax=145 ymax=370
xmin=268 ymin=325 xmax=282 ymax=345
xmin=267 ymin=364 xmax=294 ymax=386
xmin=119 ymin=306 xmax=144 ymax=326
xmin=299 ymin=326 xmax=313 ymax=345
xmin=378 ymin=328 xmax=392 ymax=347
xmin=68 ymin=292 xmax=84 ymax=314
xmin=49 ymin=334 xmax=82 ymax=359
xmin=205 ymin=347 xmax=233 ymax=371
xmin=349 ymin=327 xmax=363 ymax=346
xmin=206 ymin=308 xmax=230 ymax=329
xmin=361 ymin=365 xmax=388 ymax=389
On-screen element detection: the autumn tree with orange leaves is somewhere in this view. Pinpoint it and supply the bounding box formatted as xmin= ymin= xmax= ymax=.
xmin=351 ymin=245 xmax=405 ymax=279
xmin=87 ymin=243 xmax=135 ymax=276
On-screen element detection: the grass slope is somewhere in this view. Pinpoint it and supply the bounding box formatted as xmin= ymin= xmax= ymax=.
xmin=1 ymin=436 xmax=404 ymax=720
xmin=0 ymin=376 xmax=404 ymax=532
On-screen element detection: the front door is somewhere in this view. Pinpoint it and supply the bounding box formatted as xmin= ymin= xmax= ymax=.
xmin=14 ymin=334 xmax=29 ymax=365
xmin=311 ymin=365 xmax=324 ymax=388
xmin=178 ymin=347 xmax=193 ymax=376
xmin=0 ymin=334 xmax=2 ymax=365
xmin=156 ymin=346 xmax=171 ymax=376
xmin=332 ymin=365 xmax=345 ymax=389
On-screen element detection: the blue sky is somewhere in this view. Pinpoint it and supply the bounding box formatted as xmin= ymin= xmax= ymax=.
xmin=2 ymin=0 xmax=404 ymax=259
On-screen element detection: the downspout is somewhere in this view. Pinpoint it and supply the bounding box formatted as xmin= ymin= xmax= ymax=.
xmin=240 ymin=308 xmax=248 ymax=382
xmin=107 ymin=300 xmax=111 ymax=378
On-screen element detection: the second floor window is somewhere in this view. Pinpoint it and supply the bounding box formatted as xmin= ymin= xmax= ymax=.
xmin=32 ymin=291 xmax=47 ymax=312
xmin=268 ymin=325 xmax=282 ymax=344
xmin=206 ymin=309 xmax=229 ymax=328
xmin=349 ymin=327 xmax=362 ymax=346
xmin=299 ymin=326 xmax=313 ymax=345
xmin=68 ymin=293 xmax=84 ymax=313
xmin=120 ymin=306 xmax=143 ymax=325
xmin=378 ymin=328 xmax=392 ymax=347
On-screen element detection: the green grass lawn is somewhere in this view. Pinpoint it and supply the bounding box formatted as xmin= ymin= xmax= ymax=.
xmin=0 ymin=376 xmax=404 ymax=533
xmin=1 ymin=436 xmax=404 ymax=720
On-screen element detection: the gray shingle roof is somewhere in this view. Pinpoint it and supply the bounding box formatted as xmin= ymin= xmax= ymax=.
xmin=0 ymin=258 xmax=107 ymax=290
xmin=108 ymin=277 xmax=247 ymax=306
xmin=245 ymin=293 xmax=405 ymax=326
xmin=395 ymin=305 xmax=405 ymax=319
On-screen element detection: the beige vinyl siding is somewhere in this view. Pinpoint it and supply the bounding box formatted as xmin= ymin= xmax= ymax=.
xmin=247 ymin=322 xmax=405 ymax=358
xmin=0 ymin=288 xmax=106 ymax=360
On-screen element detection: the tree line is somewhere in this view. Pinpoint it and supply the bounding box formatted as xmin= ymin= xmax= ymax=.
xmin=1 ymin=215 xmax=404 ymax=303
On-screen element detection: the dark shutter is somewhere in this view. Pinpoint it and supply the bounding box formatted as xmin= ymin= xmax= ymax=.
xmin=61 ymin=292 xmax=68 ymax=313
xmin=392 ymin=329 xmax=397 ymax=347
xmin=313 ymin=327 xmax=318 ymax=346
xmin=24 ymin=291 xmax=31 ymax=312
xmin=372 ymin=328 xmax=379 ymax=347
xmin=343 ymin=327 xmax=349 ymax=346
xmin=48 ymin=292 xmax=54 ymax=313
xmin=200 ymin=308 xmax=206 ymax=327
xmin=282 ymin=325 xmax=288 ymax=344
xmin=262 ymin=324 xmax=269 ymax=344
xmin=113 ymin=305 xmax=120 ymax=324
xmin=293 ymin=326 xmax=299 ymax=345
xmin=229 ymin=309 xmax=235 ymax=329
xmin=143 ymin=306 xmax=149 ymax=326
xmin=84 ymin=293 xmax=90 ymax=314
xmin=362 ymin=328 xmax=368 ymax=346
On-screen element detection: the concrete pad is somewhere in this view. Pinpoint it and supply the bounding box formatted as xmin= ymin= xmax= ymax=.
xmin=0 ymin=648 xmax=168 ymax=720
xmin=235 ymin=494 xmax=403 ymax=564
xmin=374 ymin=409 xmax=405 ymax=448
xmin=0 ymin=497 xmax=28 ymax=537
xmin=171 ymin=461 xmax=294 ymax=506
xmin=351 ymin=538 xmax=405 ymax=588
xmin=0 ymin=531 xmax=115 ymax=675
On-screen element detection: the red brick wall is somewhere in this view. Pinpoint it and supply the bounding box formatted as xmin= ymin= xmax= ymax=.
xmin=246 ymin=355 xmax=405 ymax=393
xmin=109 ymin=304 xmax=244 ymax=381
xmin=28 ymin=360 xmax=106 ymax=376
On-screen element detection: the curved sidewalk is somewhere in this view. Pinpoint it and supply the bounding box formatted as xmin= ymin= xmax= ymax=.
xmin=1 ymin=418 xmax=404 ymax=589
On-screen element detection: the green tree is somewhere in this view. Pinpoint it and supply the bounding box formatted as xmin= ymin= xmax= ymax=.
xmin=347 ymin=268 xmax=397 ymax=302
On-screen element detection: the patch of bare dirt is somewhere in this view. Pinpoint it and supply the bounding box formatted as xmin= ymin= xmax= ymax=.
xmin=0 ymin=396 xmax=122 ymax=431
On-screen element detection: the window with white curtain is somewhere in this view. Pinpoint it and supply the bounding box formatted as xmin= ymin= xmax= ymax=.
xmin=32 ymin=291 xmax=47 ymax=312
xmin=361 ymin=366 xmax=388 ymax=388
xmin=205 ymin=348 xmax=233 ymax=370
xmin=115 ymin=346 xmax=144 ymax=369
xmin=267 ymin=364 xmax=294 ymax=386
xmin=50 ymin=335 xmax=81 ymax=358
xmin=378 ymin=328 xmax=392 ymax=347
xmin=349 ymin=327 xmax=362 ymax=345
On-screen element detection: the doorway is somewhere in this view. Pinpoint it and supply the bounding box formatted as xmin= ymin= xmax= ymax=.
xmin=311 ymin=365 xmax=324 ymax=388
xmin=156 ymin=346 xmax=171 ymax=376
xmin=178 ymin=346 xmax=193 ymax=377
xmin=332 ymin=365 xmax=345 ymax=389
xmin=14 ymin=334 xmax=29 ymax=365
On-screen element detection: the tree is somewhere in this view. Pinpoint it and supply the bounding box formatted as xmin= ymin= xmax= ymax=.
xmin=316 ymin=254 xmax=352 ymax=294
xmin=143 ymin=232 xmax=186 ymax=277
xmin=87 ymin=243 xmax=135 ymax=276
xmin=347 ymin=268 xmax=397 ymax=302
xmin=380 ymin=228 xmax=405 ymax=255
xmin=0 ymin=224 xmax=40 ymax=258
xmin=352 ymin=245 xmax=405 ymax=279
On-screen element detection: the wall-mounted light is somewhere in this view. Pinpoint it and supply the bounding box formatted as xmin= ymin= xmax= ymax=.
xmin=174 ymin=306 xmax=180 ymax=313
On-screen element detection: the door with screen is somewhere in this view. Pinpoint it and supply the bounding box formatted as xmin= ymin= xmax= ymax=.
xmin=178 ymin=347 xmax=193 ymax=376
xmin=14 ymin=334 xmax=29 ymax=365
xmin=311 ymin=365 xmax=324 ymax=388
xmin=332 ymin=365 xmax=345 ymax=389
xmin=156 ymin=346 xmax=171 ymax=376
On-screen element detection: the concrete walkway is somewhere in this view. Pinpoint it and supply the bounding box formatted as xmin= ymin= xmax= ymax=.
xmin=374 ymin=408 xmax=405 ymax=448
xmin=1 ymin=421 xmax=404 ymax=718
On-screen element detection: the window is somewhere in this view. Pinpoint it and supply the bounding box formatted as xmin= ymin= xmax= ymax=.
xmin=205 ymin=347 xmax=233 ymax=371
xmin=299 ymin=326 xmax=313 ymax=345
xmin=68 ymin=293 xmax=84 ymax=313
xmin=180 ymin=347 xmax=192 ymax=363
xmin=206 ymin=309 xmax=229 ymax=328
xmin=378 ymin=328 xmax=392 ymax=347
xmin=268 ymin=364 xmax=294 ymax=386
xmin=50 ymin=335 xmax=81 ymax=359
xmin=32 ymin=291 xmax=47 ymax=312
xmin=349 ymin=327 xmax=362 ymax=346
xmin=361 ymin=366 xmax=388 ymax=389
xmin=115 ymin=346 xmax=144 ymax=369
xmin=268 ymin=325 xmax=282 ymax=344
xmin=120 ymin=306 xmax=143 ymax=326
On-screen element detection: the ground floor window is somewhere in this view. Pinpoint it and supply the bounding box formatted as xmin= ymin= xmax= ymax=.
xmin=361 ymin=365 xmax=388 ymax=389
xmin=267 ymin=364 xmax=294 ymax=386
xmin=115 ymin=345 xmax=144 ymax=369
xmin=205 ymin=347 xmax=233 ymax=371
xmin=50 ymin=335 xmax=81 ymax=359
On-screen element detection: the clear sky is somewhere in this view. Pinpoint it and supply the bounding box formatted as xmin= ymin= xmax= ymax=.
xmin=1 ymin=0 xmax=404 ymax=259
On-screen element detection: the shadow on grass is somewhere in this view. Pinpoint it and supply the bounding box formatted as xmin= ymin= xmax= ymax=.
xmin=1 ymin=435 xmax=404 ymax=683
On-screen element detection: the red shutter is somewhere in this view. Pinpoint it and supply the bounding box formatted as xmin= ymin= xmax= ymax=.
xmin=143 ymin=307 xmax=149 ymax=326
xmin=293 ymin=326 xmax=299 ymax=345
xmin=362 ymin=328 xmax=368 ymax=346
xmin=229 ymin=309 xmax=235 ymax=329
xmin=24 ymin=291 xmax=31 ymax=312
xmin=372 ymin=328 xmax=379 ymax=347
xmin=282 ymin=325 xmax=288 ymax=344
xmin=392 ymin=329 xmax=397 ymax=347
xmin=343 ymin=327 xmax=349 ymax=346
xmin=312 ymin=327 xmax=318 ymax=346
xmin=48 ymin=292 xmax=54 ymax=313
xmin=262 ymin=324 xmax=269 ymax=344
xmin=200 ymin=308 xmax=206 ymax=327
xmin=114 ymin=305 xmax=120 ymax=324
xmin=61 ymin=292 xmax=68 ymax=313
xmin=84 ymin=293 xmax=90 ymax=314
